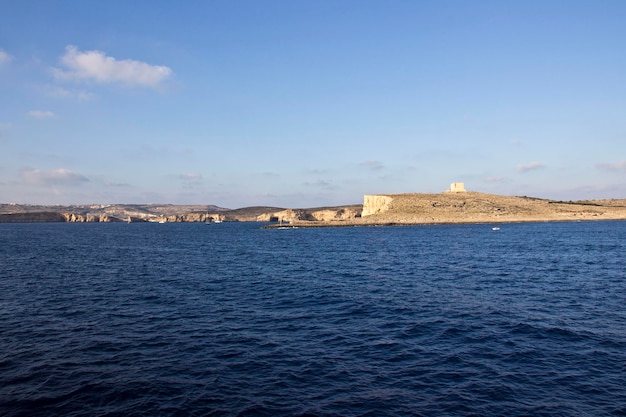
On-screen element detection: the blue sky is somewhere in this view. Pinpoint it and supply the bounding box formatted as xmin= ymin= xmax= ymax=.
xmin=1 ymin=1 xmax=625 ymax=208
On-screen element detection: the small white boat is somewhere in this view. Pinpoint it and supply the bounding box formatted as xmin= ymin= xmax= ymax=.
xmin=492 ymin=227 xmax=500 ymax=231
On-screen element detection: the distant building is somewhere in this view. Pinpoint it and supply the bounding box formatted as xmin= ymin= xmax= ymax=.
xmin=448 ymin=182 xmax=466 ymax=193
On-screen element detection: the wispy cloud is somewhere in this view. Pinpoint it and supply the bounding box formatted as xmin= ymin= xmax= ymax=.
xmin=596 ymin=160 xmax=626 ymax=172
xmin=359 ymin=160 xmax=384 ymax=171
xmin=52 ymin=45 xmax=173 ymax=88
xmin=28 ymin=110 xmax=55 ymax=119
xmin=484 ymin=176 xmax=510 ymax=184
xmin=516 ymin=161 xmax=544 ymax=173
xmin=306 ymin=168 xmax=330 ymax=175
xmin=0 ymin=49 xmax=13 ymax=65
xmin=44 ymin=85 xmax=94 ymax=101
xmin=179 ymin=173 xmax=203 ymax=181
xmin=304 ymin=179 xmax=333 ymax=188
xmin=103 ymin=180 xmax=131 ymax=187
xmin=20 ymin=168 xmax=89 ymax=185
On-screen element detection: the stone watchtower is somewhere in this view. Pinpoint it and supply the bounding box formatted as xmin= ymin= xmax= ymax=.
xmin=448 ymin=182 xmax=466 ymax=193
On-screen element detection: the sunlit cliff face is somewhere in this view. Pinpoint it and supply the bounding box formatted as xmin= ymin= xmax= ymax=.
xmin=362 ymin=195 xmax=393 ymax=217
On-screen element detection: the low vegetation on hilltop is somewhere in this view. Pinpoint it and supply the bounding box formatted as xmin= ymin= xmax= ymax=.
xmin=2 ymin=193 xmax=626 ymax=225
xmin=280 ymin=192 xmax=626 ymax=227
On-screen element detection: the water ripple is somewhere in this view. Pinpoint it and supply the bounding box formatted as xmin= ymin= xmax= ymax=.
xmin=1 ymin=221 xmax=626 ymax=416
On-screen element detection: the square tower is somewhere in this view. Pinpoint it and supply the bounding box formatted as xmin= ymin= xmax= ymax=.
xmin=449 ymin=182 xmax=466 ymax=192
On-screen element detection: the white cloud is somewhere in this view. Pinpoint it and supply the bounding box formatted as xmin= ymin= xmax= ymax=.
xmin=596 ymin=160 xmax=626 ymax=172
xmin=0 ymin=49 xmax=13 ymax=65
xmin=53 ymin=45 xmax=172 ymax=88
xmin=28 ymin=110 xmax=55 ymax=119
xmin=516 ymin=161 xmax=545 ymax=173
xmin=21 ymin=168 xmax=89 ymax=185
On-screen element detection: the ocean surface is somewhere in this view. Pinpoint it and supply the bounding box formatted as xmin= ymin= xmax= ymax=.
xmin=1 ymin=221 xmax=625 ymax=417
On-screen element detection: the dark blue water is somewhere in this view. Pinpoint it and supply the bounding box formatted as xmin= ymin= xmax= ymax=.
xmin=1 ymin=221 xmax=625 ymax=416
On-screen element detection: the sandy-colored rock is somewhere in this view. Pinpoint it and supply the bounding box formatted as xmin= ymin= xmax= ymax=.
xmin=274 ymin=192 xmax=626 ymax=228
xmin=4 ymin=193 xmax=625 ymax=226
xmin=362 ymin=195 xmax=393 ymax=216
xmin=311 ymin=207 xmax=361 ymax=221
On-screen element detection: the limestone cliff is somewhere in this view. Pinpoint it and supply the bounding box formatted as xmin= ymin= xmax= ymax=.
xmin=269 ymin=192 xmax=626 ymax=228
xmin=256 ymin=207 xmax=361 ymax=222
xmin=0 ymin=211 xmax=124 ymax=223
xmin=311 ymin=207 xmax=361 ymax=221
xmin=158 ymin=212 xmax=206 ymax=223
xmin=362 ymin=195 xmax=393 ymax=217
xmin=0 ymin=203 xmax=361 ymax=224
xmin=61 ymin=213 xmax=124 ymax=222
xmin=256 ymin=209 xmax=314 ymax=223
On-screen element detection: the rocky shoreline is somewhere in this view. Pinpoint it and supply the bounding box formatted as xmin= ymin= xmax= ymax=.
xmin=0 ymin=203 xmax=362 ymax=224
xmin=266 ymin=192 xmax=626 ymax=228
xmin=2 ymin=192 xmax=626 ymax=226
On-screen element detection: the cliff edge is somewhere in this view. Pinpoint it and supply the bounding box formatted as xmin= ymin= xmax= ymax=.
xmin=274 ymin=192 xmax=626 ymax=228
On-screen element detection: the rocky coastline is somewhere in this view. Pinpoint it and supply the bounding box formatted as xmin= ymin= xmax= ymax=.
xmin=266 ymin=192 xmax=626 ymax=228
xmin=2 ymin=192 xmax=626 ymax=226
xmin=0 ymin=203 xmax=362 ymax=224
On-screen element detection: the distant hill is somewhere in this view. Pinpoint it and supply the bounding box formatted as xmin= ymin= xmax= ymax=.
xmin=3 ymin=193 xmax=626 ymax=225
xmin=0 ymin=203 xmax=228 ymax=215
xmin=0 ymin=203 xmax=230 ymax=223
xmin=0 ymin=203 xmax=361 ymax=223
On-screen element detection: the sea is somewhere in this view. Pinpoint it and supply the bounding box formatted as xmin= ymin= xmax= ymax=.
xmin=1 ymin=221 xmax=625 ymax=417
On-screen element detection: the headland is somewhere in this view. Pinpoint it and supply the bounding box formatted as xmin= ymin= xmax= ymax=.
xmin=270 ymin=191 xmax=626 ymax=228
xmin=2 ymin=184 xmax=626 ymax=226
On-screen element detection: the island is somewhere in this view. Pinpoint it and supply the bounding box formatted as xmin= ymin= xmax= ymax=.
xmin=2 ymin=183 xmax=626 ymax=226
